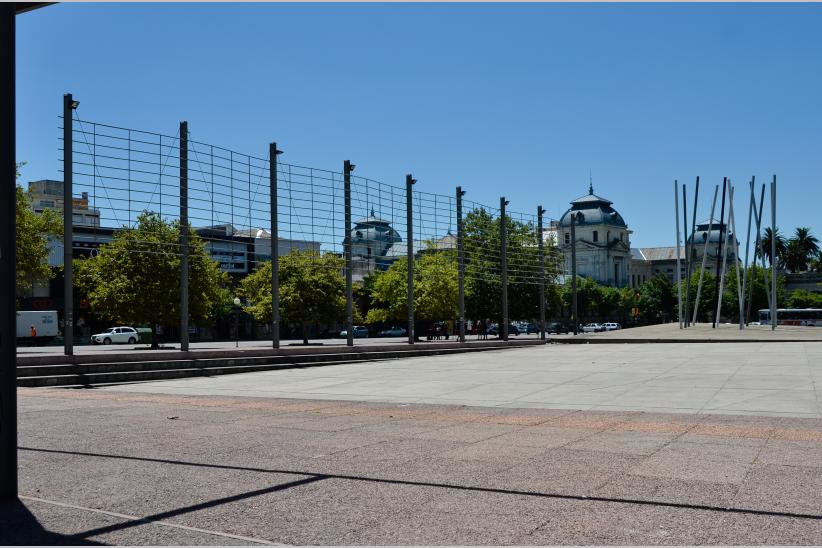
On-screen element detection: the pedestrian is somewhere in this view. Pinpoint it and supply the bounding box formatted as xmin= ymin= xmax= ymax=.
xmin=30 ymin=324 xmax=37 ymax=338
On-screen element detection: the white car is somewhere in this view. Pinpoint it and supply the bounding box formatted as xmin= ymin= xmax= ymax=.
xmin=91 ymin=326 xmax=139 ymax=345
xmin=582 ymin=323 xmax=605 ymax=333
xmin=603 ymin=322 xmax=621 ymax=331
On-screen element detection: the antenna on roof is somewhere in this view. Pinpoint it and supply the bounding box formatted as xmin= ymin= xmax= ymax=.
xmin=589 ymin=169 xmax=593 ymax=195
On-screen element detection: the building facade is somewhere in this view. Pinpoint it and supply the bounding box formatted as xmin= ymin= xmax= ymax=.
xmin=557 ymin=185 xmax=632 ymax=287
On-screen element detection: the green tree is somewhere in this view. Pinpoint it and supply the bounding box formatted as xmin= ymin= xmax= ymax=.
xmin=638 ymin=272 xmax=675 ymax=323
xmin=75 ymin=212 xmax=227 ymax=348
xmin=786 ymin=289 xmax=822 ymax=309
xmin=15 ymin=163 xmax=62 ymax=297
xmin=240 ymin=250 xmax=345 ymax=344
xmin=366 ymin=252 xmax=458 ymax=326
xmin=759 ymin=227 xmax=787 ymax=268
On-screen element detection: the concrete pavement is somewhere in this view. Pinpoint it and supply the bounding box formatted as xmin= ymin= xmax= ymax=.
xmin=106 ymin=342 xmax=822 ymax=418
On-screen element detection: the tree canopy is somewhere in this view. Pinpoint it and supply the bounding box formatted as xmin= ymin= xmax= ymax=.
xmin=15 ymin=163 xmax=62 ymax=298
xmin=75 ymin=212 xmax=227 ymax=346
xmin=240 ymin=250 xmax=346 ymax=344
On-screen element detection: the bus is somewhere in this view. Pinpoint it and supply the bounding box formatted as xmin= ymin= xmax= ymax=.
xmin=757 ymin=308 xmax=822 ymax=327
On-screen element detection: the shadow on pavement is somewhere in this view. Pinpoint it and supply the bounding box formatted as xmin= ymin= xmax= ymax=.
xmin=0 ymin=498 xmax=104 ymax=545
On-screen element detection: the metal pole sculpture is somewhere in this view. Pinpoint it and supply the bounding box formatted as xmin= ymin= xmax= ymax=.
xmin=343 ymin=160 xmax=354 ymax=347
xmin=674 ymin=181 xmax=683 ymax=328
xmin=538 ymin=205 xmax=546 ymax=341
xmin=730 ymin=187 xmax=744 ymax=329
xmin=712 ymin=178 xmax=727 ymax=328
xmin=692 ymin=185 xmax=719 ymax=325
xmin=500 ymin=197 xmax=509 ymax=341
xmin=716 ymin=183 xmax=734 ymax=326
xmin=741 ymin=177 xmax=755 ymax=326
xmin=685 ymin=177 xmax=699 ymax=327
xmin=748 ymin=183 xmax=768 ymax=324
xmin=771 ymin=175 xmax=777 ymax=330
xmin=63 ymin=93 xmax=75 ymax=355
xmin=681 ymin=182 xmax=689 ymax=326
xmin=571 ymin=212 xmax=578 ymax=335
xmin=457 ymin=186 xmax=465 ymax=343
xmin=179 ymin=121 xmax=189 ymax=352
xmin=270 ymin=143 xmax=282 ymax=349
xmin=407 ymin=174 xmax=416 ymax=344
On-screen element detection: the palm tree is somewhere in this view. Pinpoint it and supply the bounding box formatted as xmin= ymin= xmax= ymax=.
xmin=809 ymin=251 xmax=822 ymax=273
xmin=759 ymin=227 xmax=787 ymax=268
xmin=793 ymin=227 xmax=820 ymax=267
xmin=784 ymin=239 xmax=805 ymax=273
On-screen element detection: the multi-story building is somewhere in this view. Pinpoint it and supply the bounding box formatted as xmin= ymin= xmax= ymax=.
xmin=28 ymin=179 xmax=100 ymax=227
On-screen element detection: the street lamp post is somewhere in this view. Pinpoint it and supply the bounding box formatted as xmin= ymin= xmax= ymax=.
xmin=233 ymin=297 xmax=241 ymax=348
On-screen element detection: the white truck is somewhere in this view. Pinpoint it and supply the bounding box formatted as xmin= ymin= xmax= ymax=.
xmin=16 ymin=310 xmax=59 ymax=343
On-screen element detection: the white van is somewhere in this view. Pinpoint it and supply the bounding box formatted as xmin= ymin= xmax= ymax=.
xmin=16 ymin=310 xmax=59 ymax=342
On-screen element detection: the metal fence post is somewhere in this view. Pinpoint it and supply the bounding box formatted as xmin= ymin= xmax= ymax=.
xmin=63 ymin=93 xmax=75 ymax=356
xmin=457 ymin=186 xmax=465 ymax=343
xmin=571 ymin=212 xmax=578 ymax=335
xmin=1 ymin=3 xmax=17 ymax=499
xmin=179 ymin=121 xmax=189 ymax=352
xmin=538 ymin=205 xmax=545 ymax=341
xmin=500 ymin=197 xmax=509 ymax=341
xmin=344 ymin=160 xmax=354 ymax=347
xmin=406 ymin=174 xmax=416 ymax=344
xmin=270 ymin=143 xmax=282 ymax=349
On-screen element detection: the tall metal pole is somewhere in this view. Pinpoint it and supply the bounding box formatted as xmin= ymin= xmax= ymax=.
xmin=693 ymin=185 xmax=718 ymax=325
xmin=681 ymin=182 xmax=688 ymax=326
xmin=406 ymin=174 xmax=416 ymax=345
xmin=456 ymin=186 xmax=465 ymax=343
xmin=0 ymin=3 xmax=17 ymax=499
xmin=179 ymin=121 xmax=189 ymax=352
xmin=344 ymin=160 xmax=354 ymax=347
xmin=674 ymin=181 xmax=683 ymax=328
xmin=684 ymin=178 xmax=698 ymax=328
xmin=538 ymin=205 xmax=546 ymax=341
xmin=712 ymin=178 xmax=727 ymax=328
xmin=716 ymin=183 xmax=734 ymax=326
xmin=730 ymin=187 xmax=744 ymax=329
xmin=63 ymin=93 xmax=74 ymax=355
xmin=270 ymin=143 xmax=282 ymax=349
xmin=770 ymin=175 xmax=777 ymax=330
xmin=571 ymin=212 xmax=578 ymax=335
xmin=500 ymin=197 xmax=509 ymax=341
xmin=748 ymin=183 xmax=768 ymax=324
xmin=741 ymin=177 xmax=755 ymax=326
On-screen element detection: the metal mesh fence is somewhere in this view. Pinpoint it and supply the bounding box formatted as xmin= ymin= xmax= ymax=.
xmin=57 ymin=110 xmax=565 ymax=347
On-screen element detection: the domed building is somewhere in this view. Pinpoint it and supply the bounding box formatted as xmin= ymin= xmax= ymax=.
xmin=349 ymin=209 xmax=403 ymax=281
xmin=557 ymin=184 xmax=632 ymax=287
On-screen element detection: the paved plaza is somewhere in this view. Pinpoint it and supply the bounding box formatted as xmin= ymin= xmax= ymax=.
xmin=5 ymin=341 xmax=822 ymax=544
xmin=106 ymin=342 xmax=822 ymax=418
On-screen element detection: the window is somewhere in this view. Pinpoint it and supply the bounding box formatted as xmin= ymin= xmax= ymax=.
xmin=620 ymin=233 xmax=624 ymax=242
xmin=564 ymin=233 xmax=570 ymax=245
xmin=39 ymin=200 xmax=54 ymax=208
xmin=593 ymin=231 xmax=598 ymax=242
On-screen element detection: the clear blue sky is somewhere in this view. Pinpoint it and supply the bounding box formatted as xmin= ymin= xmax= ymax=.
xmin=15 ymin=2 xmax=822 ymax=248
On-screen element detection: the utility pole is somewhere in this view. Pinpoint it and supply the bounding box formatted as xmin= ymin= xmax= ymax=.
xmin=500 ymin=197 xmax=509 ymax=341
xmin=457 ymin=186 xmax=466 ymax=343
xmin=771 ymin=175 xmax=777 ymax=330
xmin=406 ymin=174 xmax=416 ymax=344
xmin=270 ymin=143 xmax=282 ymax=348
xmin=179 ymin=121 xmax=189 ymax=352
xmin=344 ymin=160 xmax=354 ymax=347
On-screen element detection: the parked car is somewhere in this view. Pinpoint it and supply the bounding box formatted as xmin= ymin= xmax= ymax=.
xmin=339 ymin=325 xmax=369 ymax=338
xmin=582 ymin=323 xmax=605 ymax=333
xmin=378 ymin=326 xmax=407 ymax=337
xmin=603 ymin=322 xmax=621 ymax=331
xmin=91 ymin=326 xmax=140 ymax=345
xmin=524 ymin=322 xmax=539 ymax=334
xmin=545 ymin=321 xmax=571 ymax=335
xmin=487 ymin=323 xmax=520 ymax=336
